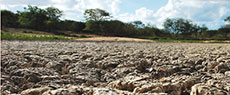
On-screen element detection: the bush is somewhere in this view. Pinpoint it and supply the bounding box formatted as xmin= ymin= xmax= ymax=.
xmin=1 ymin=10 xmax=19 ymax=28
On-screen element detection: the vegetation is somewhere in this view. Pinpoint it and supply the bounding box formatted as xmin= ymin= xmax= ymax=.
xmin=148 ymin=38 xmax=230 ymax=43
xmin=1 ymin=5 xmax=230 ymax=41
xmin=17 ymin=5 xmax=48 ymax=30
xmin=225 ymin=16 xmax=230 ymax=23
xmin=1 ymin=10 xmax=19 ymax=27
xmin=60 ymin=20 xmax=85 ymax=32
xmin=1 ymin=5 xmax=84 ymax=33
xmin=84 ymin=8 xmax=111 ymax=21
xmin=163 ymin=18 xmax=208 ymax=39
xmin=1 ymin=32 xmax=73 ymax=40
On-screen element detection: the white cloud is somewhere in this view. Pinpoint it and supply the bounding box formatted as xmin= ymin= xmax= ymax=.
xmin=111 ymin=0 xmax=121 ymax=14
xmin=1 ymin=0 xmax=121 ymax=21
xmin=1 ymin=0 xmax=53 ymax=6
xmin=49 ymin=0 xmax=121 ymax=21
xmin=1 ymin=0 xmax=53 ymax=12
xmin=74 ymin=0 xmax=121 ymax=14
xmin=115 ymin=0 xmax=230 ymax=29
xmin=1 ymin=5 xmax=7 ymax=9
xmin=1 ymin=4 xmax=28 ymax=12
xmin=1 ymin=0 xmax=230 ymax=29
xmin=135 ymin=8 xmax=154 ymax=21
xmin=115 ymin=7 xmax=155 ymax=23
xmin=51 ymin=0 xmax=78 ymax=11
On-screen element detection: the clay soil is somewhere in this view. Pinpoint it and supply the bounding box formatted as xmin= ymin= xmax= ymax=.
xmin=1 ymin=41 xmax=230 ymax=95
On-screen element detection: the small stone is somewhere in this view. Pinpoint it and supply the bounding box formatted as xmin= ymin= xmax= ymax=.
xmin=214 ymin=63 xmax=229 ymax=73
xmin=225 ymin=71 xmax=230 ymax=76
xmin=21 ymin=86 xmax=51 ymax=95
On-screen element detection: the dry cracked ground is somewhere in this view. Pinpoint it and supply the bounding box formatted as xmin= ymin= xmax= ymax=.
xmin=1 ymin=41 xmax=230 ymax=95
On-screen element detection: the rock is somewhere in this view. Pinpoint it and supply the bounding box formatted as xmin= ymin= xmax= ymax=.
xmin=42 ymin=88 xmax=72 ymax=95
xmin=3 ymin=61 xmax=18 ymax=68
xmin=216 ymin=57 xmax=225 ymax=63
xmin=93 ymin=88 xmax=136 ymax=95
xmin=108 ymin=76 xmax=144 ymax=92
xmin=41 ymin=75 xmax=60 ymax=81
xmin=24 ymin=73 xmax=41 ymax=83
xmin=10 ymin=69 xmax=30 ymax=77
xmin=225 ymin=71 xmax=230 ymax=76
xmin=58 ymin=55 xmax=72 ymax=62
xmin=190 ymin=83 xmax=228 ymax=95
xmin=42 ymin=86 xmax=93 ymax=95
xmin=93 ymin=88 xmax=120 ymax=95
xmin=110 ymin=80 xmax=135 ymax=92
xmin=101 ymin=61 xmax=119 ymax=69
xmin=42 ymin=86 xmax=137 ymax=95
xmin=45 ymin=61 xmax=61 ymax=69
xmin=21 ymin=86 xmax=51 ymax=95
xmin=147 ymin=93 xmax=168 ymax=95
xmin=133 ymin=83 xmax=162 ymax=93
xmin=80 ymin=55 xmax=92 ymax=60
xmin=214 ymin=63 xmax=230 ymax=73
xmin=195 ymin=65 xmax=204 ymax=70
xmin=10 ymin=76 xmax=26 ymax=85
xmin=206 ymin=61 xmax=218 ymax=70
xmin=195 ymin=59 xmax=205 ymax=65
xmin=67 ymin=86 xmax=93 ymax=95
xmin=136 ymin=60 xmax=150 ymax=72
xmin=45 ymin=61 xmax=69 ymax=74
xmin=9 ymin=86 xmax=21 ymax=93
xmin=10 ymin=69 xmax=41 ymax=83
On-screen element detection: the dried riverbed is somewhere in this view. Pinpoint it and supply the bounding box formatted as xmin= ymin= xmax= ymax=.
xmin=1 ymin=41 xmax=230 ymax=95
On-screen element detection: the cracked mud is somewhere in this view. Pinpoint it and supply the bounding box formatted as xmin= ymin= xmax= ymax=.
xmin=1 ymin=41 xmax=230 ymax=95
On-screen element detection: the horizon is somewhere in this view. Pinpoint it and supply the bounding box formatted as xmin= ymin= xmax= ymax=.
xmin=2 ymin=0 xmax=230 ymax=30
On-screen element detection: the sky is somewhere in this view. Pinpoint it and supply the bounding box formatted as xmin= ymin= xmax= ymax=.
xmin=1 ymin=0 xmax=230 ymax=29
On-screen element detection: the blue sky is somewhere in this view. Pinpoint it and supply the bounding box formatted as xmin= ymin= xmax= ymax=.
xmin=119 ymin=0 xmax=168 ymax=14
xmin=1 ymin=0 xmax=230 ymax=29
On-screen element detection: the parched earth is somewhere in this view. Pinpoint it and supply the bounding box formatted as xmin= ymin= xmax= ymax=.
xmin=1 ymin=41 xmax=230 ymax=95
xmin=75 ymin=37 xmax=154 ymax=42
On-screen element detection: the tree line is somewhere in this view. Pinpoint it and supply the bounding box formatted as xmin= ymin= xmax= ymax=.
xmin=2 ymin=5 xmax=230 ymax=40
xmin=2 ymin=6 xmax=85 ymax=35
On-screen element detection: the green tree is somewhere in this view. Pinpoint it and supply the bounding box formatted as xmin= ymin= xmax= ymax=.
xmin=218 ymin=25 xmax=230 ymax=39
xmin=1 ymin=10 xmax=19 ymax=27
xmin=17 ymin=5 xmax=64 ymax=32
xmin=164 ymin=18 xmax=192 ymax=34
xmin=84 ymin=9 xmax=111 ymax=35
xmin=100 ymin=20 xmax=126 ymax=36
xmin=131 ymin=21 xmax=145 ymax=28
xmin=61 ymin=20 xmax=85 ymax=32
xmin=219 ymin=16 xmax=230 ymax=39
xmin=45 ymin=7 xmax=63 ymax=21
xmin=84 ymin=20 xmax=140 ymax=37
xmin=123 ymin=23 xmax=139 ymax=37
xmin=17 ymin=5 xmax=48 ymax=30
xmin=163 ymin=18 xmax=176 ymax=33
xmin=195 ymin=24 xmax=208 ymax=39
xmin=84 ymin=8 xmax=111 ymax=21
xmin=84 ymin=20 xmax=100 ymax=33
xmin=45 ymin=7 xmax=63 ymax=32
xmin=45 ymin=20 xmax=59 ymax=32
xmin=163 ymin=18 xmax=206 ymax=39
xmin=224 ymin=16 xmax=230 ymax=23
xmin=201 ymin=30 xmax=218 ymax=39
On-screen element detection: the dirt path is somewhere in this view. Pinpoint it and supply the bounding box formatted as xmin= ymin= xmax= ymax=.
xmin=76 ymin=37 xmax=154 ymax=42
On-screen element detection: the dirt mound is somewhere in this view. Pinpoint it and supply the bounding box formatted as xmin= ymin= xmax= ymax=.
xmin=1 ymin=41 xmax=230 ymax=95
